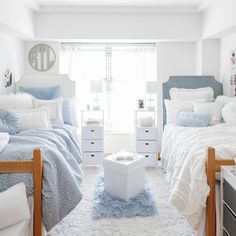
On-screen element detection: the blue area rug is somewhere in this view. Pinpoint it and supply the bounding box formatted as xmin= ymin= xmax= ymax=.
xmin=92 ymin=177 xmax=157 ymax=219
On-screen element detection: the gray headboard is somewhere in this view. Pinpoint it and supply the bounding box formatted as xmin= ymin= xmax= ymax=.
xmin=162 ymin=76 xmax=223 ymax=125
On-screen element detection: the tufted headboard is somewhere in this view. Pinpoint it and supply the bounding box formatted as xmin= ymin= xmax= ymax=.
xmin=162 ymin=76 xmax=223 ymax=125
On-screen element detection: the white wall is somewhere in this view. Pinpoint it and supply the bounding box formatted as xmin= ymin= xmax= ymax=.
xmin=220 ymin=33 xmax=236 ymax=95
xmin=24 ymin=41 xmax=60 ymax=75
xmin=0 ymin=31 xmax=24 ymax=94
xmin=0 ymin=0 xmax=34 ymax=39
xmin=203 ymin=0 xmax=236 ymax=39
xmin=35 ymin=12 xmax=201 ymax=41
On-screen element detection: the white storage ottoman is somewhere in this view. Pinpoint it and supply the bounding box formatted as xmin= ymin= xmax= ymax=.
xmin=103 ymin=152 xmax=145 ymax=201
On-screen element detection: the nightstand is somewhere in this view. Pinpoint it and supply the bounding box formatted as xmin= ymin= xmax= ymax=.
xmin=134 ymin=110 xmax=157 ymax=167
xmin=81 ymin=110 xmax=104 ymax=165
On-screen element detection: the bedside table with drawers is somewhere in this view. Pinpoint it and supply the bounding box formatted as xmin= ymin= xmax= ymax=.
xmin=135 ymin=110 xmax=157 ymax=167
xmin=81 ymin=110 xmax=104 ymax=165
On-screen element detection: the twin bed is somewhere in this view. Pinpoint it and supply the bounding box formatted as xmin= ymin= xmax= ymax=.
xmin=161 ymin=76 xmax=236 ymax=236
xmin=0 ymin=75 xmax=82 ymax=236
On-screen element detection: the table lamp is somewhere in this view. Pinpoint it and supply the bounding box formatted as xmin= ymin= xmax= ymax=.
xmin=91 ymin=80 xmax=103 ymax=110
xmin=146 ymin=81 xmax=157 ymax=111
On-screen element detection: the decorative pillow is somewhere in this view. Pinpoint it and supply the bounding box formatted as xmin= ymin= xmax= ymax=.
xmin=222 ymin=102 xmax=236 ymax=125
xmin=19 ymin=85 xmax=61 ymax=100
xmin=216 ymin=95 xmax=236 ymax=104
xmin=193 ymin=102 xmax=224 ymax=125
xmin=164 ymin=100 xmax=194 ymax=124
xmin=170 ymin=87 xmax=214 ymax=101
xmin=0 ymin=183 xmax=30 ymax=230
xmin=14 ymin=108 xmax=52 ymax=130
xmin=0 ymin=94 xmax=33 ymax=110
xmin=34 ymin=97 xmax=64 ymax=124
xmin=0 ymin=108 xmax=21 ymax=134
xmin=62 ymin=98 xmax=79 ymax=127
xmin=176 ymin=112 xmax=211 ymax=127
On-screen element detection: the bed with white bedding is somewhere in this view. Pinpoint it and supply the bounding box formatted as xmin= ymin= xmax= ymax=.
xmin=161 ymin=76 xmax=236 ymax=236
xmin=161 ymin=124 xmax=236 ymax=229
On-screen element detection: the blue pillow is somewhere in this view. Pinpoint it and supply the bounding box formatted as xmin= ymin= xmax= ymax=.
xmin=62 ymin=98 xmax=78 ymax=127
xmin=19 ymin=85 xmax=61 ymax=100
xmin=176 ymin=112 xmax=211 ymax=127
xmin=0 ymin=108 xmax=21 ymax=134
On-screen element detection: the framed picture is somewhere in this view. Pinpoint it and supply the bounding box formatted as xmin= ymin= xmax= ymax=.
xmin=137 ymin=98 xmax=145 ymax=109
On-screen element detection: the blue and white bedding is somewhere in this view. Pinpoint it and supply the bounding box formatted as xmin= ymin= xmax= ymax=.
xmin=0 ymin=124 xmax=83 ymax=231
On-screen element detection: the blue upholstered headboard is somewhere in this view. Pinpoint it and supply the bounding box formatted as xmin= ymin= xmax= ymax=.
xmin=162 ymin=76 xmax=223 ymax=125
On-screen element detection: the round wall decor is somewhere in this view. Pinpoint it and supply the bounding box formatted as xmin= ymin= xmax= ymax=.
xmin=28 ymin=44 xmax=56 ymax=72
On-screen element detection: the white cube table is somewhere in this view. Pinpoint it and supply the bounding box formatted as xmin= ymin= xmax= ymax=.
xmin=103 ymin=151 xmax=145 ymax=201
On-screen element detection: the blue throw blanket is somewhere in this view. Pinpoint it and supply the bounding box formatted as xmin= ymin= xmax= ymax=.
xmin=0 ymin=124 xmax=83 ymax=231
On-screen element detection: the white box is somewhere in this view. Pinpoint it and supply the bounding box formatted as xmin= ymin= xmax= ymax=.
xmin=136 ymin=127 xmax=157 ymax=140
xmin=82 ymin=126 xmax=103 ymax=140
xmin=103 ymin=152 xmax=145 ymax=201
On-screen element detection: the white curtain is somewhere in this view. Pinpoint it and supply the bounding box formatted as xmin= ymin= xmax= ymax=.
xmin=60 ymin=43 xmax=156 ymax=132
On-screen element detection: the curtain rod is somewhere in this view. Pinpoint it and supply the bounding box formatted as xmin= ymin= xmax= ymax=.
xmin=61 ymin=42 xmax=156 ymax=47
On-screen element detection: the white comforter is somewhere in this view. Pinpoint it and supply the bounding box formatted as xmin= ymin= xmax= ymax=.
xmin=161 ymin=124 xmax=236 ymax=230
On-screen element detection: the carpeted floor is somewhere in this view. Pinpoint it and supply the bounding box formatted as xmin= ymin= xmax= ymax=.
xmin=48 ymin=167 xmax=195 ymax=236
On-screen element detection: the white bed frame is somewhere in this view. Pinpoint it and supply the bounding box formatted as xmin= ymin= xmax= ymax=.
xmin=15 ymin=74 xmax=76 ymax=98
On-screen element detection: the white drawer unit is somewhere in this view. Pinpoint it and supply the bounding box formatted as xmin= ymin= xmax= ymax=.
xmin=82 ymin=126 xmax=103 ymax=140
xmin=136 ymin=127 xmax=157 ymax=140
xmin=135 ymin=110 xmax=157 ymax=167
xmin=136 ymin=141 xmax=157 ymax=153
xmin=82 ymin=152 xmax=103 ymax=165
xmin=82 ymin=139 xmax=104 ymax=152
xmin=81 ymin=110 xmax=104 ymax=165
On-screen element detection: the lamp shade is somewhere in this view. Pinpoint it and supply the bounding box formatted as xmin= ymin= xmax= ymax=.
xmin=146 ymin=81 xmax=157 ymax=94
xmin=91 ymin=80 xmax=103 ymax=93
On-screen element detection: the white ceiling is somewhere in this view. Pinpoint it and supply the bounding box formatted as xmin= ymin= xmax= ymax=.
xmin=27 ymin=0 xmax=216 ymax=12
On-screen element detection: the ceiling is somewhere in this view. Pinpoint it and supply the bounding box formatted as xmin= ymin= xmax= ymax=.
xmin=27 ymin=0 xmax=216 ymax=12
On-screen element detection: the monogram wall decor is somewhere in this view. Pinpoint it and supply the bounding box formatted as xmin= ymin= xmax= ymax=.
xmin=28 ymin=44 xmax=56 ymax=72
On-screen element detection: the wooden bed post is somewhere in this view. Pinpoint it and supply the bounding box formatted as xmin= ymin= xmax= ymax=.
xmin=206 ymin=147 xmax=216 ymax=236
xmin=33 ymin=149 xmax=43 ymax=236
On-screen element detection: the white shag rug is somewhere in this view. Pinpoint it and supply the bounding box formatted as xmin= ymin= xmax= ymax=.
xmin=48 ymin=167 xmax=195 ymax=236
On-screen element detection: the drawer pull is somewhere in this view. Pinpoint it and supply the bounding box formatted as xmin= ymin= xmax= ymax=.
xmin=145 ymin=130 xmax=149 ymax=133
xmin=91 ymin=130 xmax=95 ymax=132
xmin=91 ymin=154 xmax=95 ymax=157
xmin=145 ymin=143 xmax=149 ymax=145
xmin=91 ymin=142 xmax=94 ymax=144
xmin=145 ymin=155 xmax=149 ymax=157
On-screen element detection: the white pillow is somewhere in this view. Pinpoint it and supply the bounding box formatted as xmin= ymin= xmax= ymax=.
xmin=164 ymin=100 xmax=193 ymax=124
xmin=216 ymin=95 xmax=236 ymax=104
xmin=34 ymin=97 xmax=64 ymax=124
xmin=15 ymin=108 xmax=52 ymax=130
xmin=193 ymin=102 xmax=224 ymax=125
xmin=170 ymin=87 xmax=214 ymax=101
xmin=0 ymin=183 xmax=30 ymax=230
xmin=0 ymin=94 xmax=33 ymax=110
xmin=222 ymin=102 xmax=236 ymax=125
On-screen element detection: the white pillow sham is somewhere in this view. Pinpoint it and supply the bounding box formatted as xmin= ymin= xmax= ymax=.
xmin=15 ymin=108 xmax=52 ymax=130
xmin=0 ymin=94 xmax=33 ymax=110
xmin=170 ymin=87 xmax=214 ymax=101
xmin=164 ymin=100 xmax=194 ymax=124
xmin=216 ymin=95 xmax=236 ymax=104
xmin=221 ymin=102 xmax=236 ymax=125
xmin=34 ymin=97 xmax=64 ymax=124
xmin=193 ymin=102 xmax=224 ymax=125
xmin=0 ymin=183 xmax=30 ymax=230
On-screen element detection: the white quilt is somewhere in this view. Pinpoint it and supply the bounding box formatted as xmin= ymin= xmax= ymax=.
xmin=161 ymin=124 xmax=236 ymax=230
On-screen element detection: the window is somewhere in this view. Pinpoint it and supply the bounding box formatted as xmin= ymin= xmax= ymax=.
xmin=60 ymin=43 xmax=156 ymax=132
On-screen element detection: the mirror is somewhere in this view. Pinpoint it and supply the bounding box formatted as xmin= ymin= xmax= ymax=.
xmin=28 ymin=44 xmax=56 ymax=72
